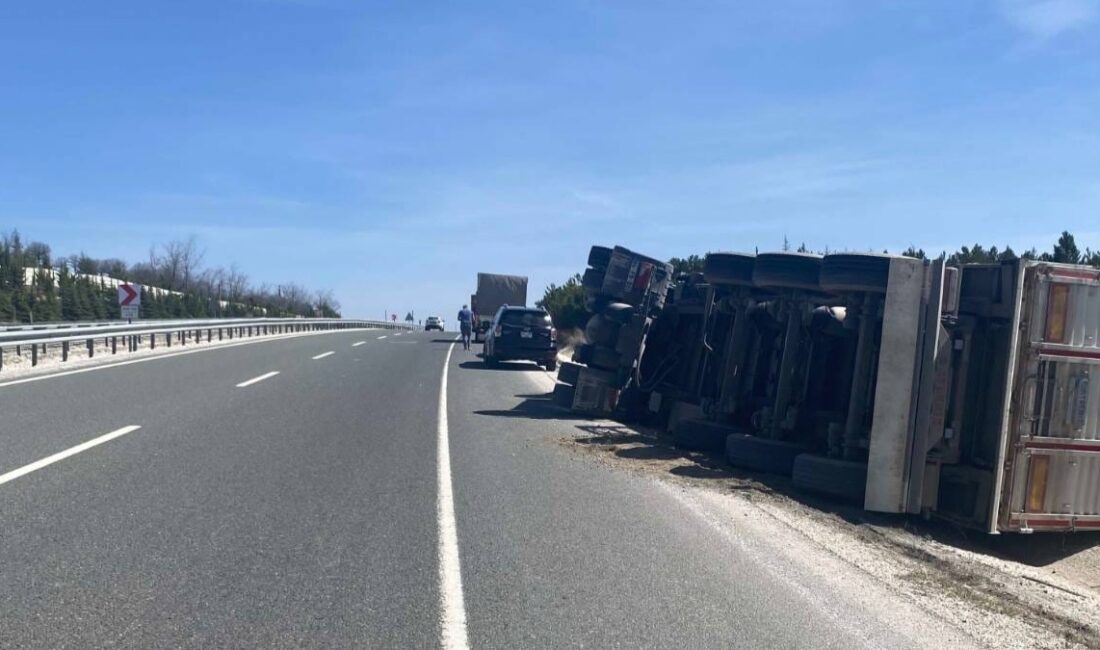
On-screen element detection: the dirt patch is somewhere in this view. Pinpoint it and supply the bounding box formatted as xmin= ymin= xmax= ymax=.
xmin=556 ymin=420 xmax=1100 ymax=650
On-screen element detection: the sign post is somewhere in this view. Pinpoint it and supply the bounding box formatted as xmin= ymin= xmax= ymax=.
xmin=119 ymin=283 xmax=141 ymax=322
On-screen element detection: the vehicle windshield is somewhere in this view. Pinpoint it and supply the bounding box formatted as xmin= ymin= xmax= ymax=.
xmin=500 ymin=310 xmax=551 ymax=328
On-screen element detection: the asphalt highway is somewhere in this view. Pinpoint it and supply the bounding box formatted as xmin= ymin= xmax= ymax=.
xmin=0 ymin=328 xmax=967 ymax=649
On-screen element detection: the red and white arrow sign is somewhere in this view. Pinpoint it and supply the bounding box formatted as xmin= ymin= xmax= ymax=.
xmin=118 ymin=284 xmax=139 ymax=306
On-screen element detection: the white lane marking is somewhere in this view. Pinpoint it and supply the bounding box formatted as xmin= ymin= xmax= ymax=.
xmin=352 ymin=341 xmax=366 ymax=347
xmin=437 ymin=339 xmax=470 ymax=650
xmin=312 ymin=351 xmax=335 ymax=360
xmin=235 ymin=371 xmax=280 ymax=388
xmin=377 ymin=335 xmax=387 ymax=339
xmin=395 ymin=332 xmax=403 ymax=336
xmin=0 ymin=328 xmax=378 ymax=389
xmin=0 ymin=425 xmax=142 ymax=487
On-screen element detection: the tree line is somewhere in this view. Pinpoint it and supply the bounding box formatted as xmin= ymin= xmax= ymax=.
xmin=541 ymin=231 xmax=1100 ymax=333
xmin=0 ymin=230 xmax=341 ymax=323
xmin=668 ymin=231 xmax=1100 ymax=274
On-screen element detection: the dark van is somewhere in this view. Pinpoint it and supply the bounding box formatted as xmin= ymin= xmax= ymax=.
xmin=483 ymin=306 xmax=557 ymax=370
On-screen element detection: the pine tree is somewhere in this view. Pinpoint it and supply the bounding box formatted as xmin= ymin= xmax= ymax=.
xmin=1051 ymin=231 xmax=1081 ymax=264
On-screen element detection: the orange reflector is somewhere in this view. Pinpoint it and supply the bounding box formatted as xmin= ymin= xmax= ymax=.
xmin=1045 ymin=283 xmax=1070 ymax=343
xmin=1027 ymin=455 xmax=1051 ymax=513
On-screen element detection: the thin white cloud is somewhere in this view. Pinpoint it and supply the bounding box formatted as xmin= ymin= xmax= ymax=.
xmin=999 ymin=0 xmax=1098 ymax=40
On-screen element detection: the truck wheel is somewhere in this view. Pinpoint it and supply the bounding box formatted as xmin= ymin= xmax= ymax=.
xmin=672 ymin=418 xmax=734 ymax=453
xmin=819 ymin=253 xmax=892 ymax=294
xmin=752 ymin=252 xmax=823 ymax=292
xmin=588 ymin=245 xmax=613 ymax=270
xmin=724 ymin=434 xmax=807 ymax=474
xmin=585 ymin=314 xmax=621 ymax=347
xmin=585 ymin=294 xmax=612 ymax=313
xmin=582 ymin=267 xmax=605 ymax=291
xmin=552 ymin=382 xmax=576 ymax=409
xmin=791 ymin=454 xmax=867 ymax=502
xmin=588 ymin=345 xmax=622 ymax=371
xmin=543 ymin=359 xmax=558 ymax=372
xmin=601 ymin=302 xmax=634 ymax=325
xmin=704 ymin=252 xmax=756 ymax=287
xmin=558 ymin=361 xmax=582 ymax=385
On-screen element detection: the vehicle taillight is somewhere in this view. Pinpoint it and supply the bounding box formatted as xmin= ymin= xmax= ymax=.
xmin=494 ymin=325 xmax=502 ymax=337
xmin=1026 ymin=455 xmax=1050 ymax=513
xmin=1045 ymin=283 xmax=1070 ymax=343
xmin=551 ymin=327 xmax=557 ymax=341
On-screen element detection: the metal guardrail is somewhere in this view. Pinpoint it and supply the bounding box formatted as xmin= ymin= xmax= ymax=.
xmin=0 ymin=317 xmax=414 ymax=372
xmin=0 ymin=318 xmax=281 ymax=334
xmin=0 ymin=320 xmax=128 ymax=332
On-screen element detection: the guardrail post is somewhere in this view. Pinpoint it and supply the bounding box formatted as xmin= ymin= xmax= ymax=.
xmin=31 ymin=343 xmax=38 ymax=366
xmin=150 ymin=334 xmax=155 ymax=350
xmin=111 ymin=336 xmax=117 ymax=354
xmin=87 ymin=338 xmax=94 ymax=358
xmin=62 ymin=340 xmax=69 ymax=361
xmin=218 ymin=328 xmax=223 ymax=341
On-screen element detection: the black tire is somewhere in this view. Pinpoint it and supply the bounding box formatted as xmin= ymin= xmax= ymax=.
xmin=704 ymin=252 xmax=756 ymax=287
xmin=587 ymin=246 xmax=613 ymax=270
xmin=585 ymin=314 xmax=621 ymax=347
xmin=672 ymin=418 xmax=735 ymax=453
xmin=724 ymin=434 xmax=807 ymax=474
xmin=552 ymin=382 xmax=576 ymax=409
xmin=558 ymin=360 xmax=582 ymax=385
xmin=601 ymin=302 xmax=634 ymax=325
xmin=792 ymin=454 xmax=867 ymax=502
xmin=752 ymin=252 xmax=823 ymax=292
xmin=582 ymin=267 xmax=605 ymax=291
xmin=614 ymin=323 xmax=643 ymax=360
xmin=585 ymin=293 xmax=612 ymax=313
xmin=543 ymin=359 xmax=558 ymax=372
xmin=819 ymin=253 xmax=893 ymax=294
xmin=588 ymin=345 xmax=622 ymax=371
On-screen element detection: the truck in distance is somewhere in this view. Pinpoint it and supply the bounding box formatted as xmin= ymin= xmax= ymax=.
xmin=472 ymin=273 xmax=528 ymax=342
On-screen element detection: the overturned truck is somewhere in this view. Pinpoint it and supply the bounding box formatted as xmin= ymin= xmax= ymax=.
xmin=558 ymin=245 xmax=1100 ymax=534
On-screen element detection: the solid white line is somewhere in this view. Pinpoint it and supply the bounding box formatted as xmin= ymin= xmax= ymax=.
xmin=352 ymin=341 xmax=366 ymax=347
xmin=312 ymin=351 xmax=335 ymax=360
xmin=0 ymin=425 xmax=142 ymax=487
xmin=437 ymin=340 xmax=470 ymax=649
xmin=235 ymin=371 xmax=280 ymax=388
xmin=377 ymin=335 xmax=387 ymax=339
xmin=0 ymin=327 xmax=378 ymax=389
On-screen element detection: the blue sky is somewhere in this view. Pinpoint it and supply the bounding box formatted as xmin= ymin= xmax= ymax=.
xmin=2 ymin=1 xmax=1098 ymax=319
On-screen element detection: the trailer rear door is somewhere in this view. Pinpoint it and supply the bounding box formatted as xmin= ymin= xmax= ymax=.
xmin=992 ymin=262 xmax=1100 ymax=533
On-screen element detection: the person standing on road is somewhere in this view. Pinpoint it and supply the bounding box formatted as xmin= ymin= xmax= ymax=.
xmin=457 ymin=304 xmax=474 ymax=351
